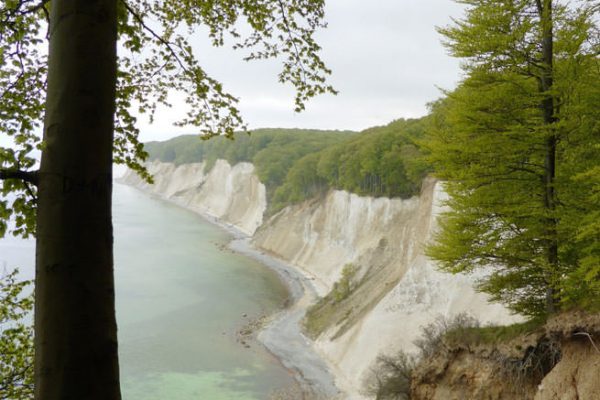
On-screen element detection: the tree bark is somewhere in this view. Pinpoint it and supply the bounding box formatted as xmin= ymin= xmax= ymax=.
xmin=35 ymin=0 xmax=121 ymax=399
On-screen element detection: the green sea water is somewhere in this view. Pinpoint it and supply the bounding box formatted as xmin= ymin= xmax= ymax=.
xmin=0 ymin=183 xmax=296 ymax=399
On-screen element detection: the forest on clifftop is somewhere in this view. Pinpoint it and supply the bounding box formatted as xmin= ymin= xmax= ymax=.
xmin=145 ymin=118 xmax=431 ymax=213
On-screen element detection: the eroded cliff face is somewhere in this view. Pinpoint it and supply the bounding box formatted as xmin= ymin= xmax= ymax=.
xmin=253 ymin=177 xmax=519 ymax=398
xmin=120 ymin=160 xmax=266 ymax=236
xmin=411 ymin=335 xmax=542 ymax=400
xmin=411 ymin=312 xmax=600 ymax=400
xmin=534 ymin=312 xmax=600 ymax=400
xmin=253 ymin=180 xmax=430 ymax=294
xmin=535 ymin=340 xmax=600 ymax=400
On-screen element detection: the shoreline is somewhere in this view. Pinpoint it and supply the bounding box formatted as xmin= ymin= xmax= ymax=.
xmin=116 ymin=181 xmax=343 ymax=399
xmin=230 ymin=238 xmax=341 ymax=399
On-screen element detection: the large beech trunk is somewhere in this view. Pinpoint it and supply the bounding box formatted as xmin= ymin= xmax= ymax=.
xmin=35 ymin=1 xmax=121 ymax=398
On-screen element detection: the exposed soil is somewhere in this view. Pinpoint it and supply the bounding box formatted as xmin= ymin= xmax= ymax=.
xmin=411 ymin=312 xmax=600 ymax=400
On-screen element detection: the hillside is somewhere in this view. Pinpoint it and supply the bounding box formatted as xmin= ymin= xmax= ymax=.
xmin=143 ymin=120 xmax=431 ymax=213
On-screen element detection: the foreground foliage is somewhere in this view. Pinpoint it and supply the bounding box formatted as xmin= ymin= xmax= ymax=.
xmin=0 ymin=269 xmax=33 ymax=400
xmin=1 ymin=0 xmax=336 ymax=397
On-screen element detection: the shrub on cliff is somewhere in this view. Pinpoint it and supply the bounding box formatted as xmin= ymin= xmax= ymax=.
xmin=333 ymin=264 xmax=358 ymax=303
xmin=0 ymin=268 xmax=33 ymax=399
xmin=362 ymin=352 xmax=414 ymax=400
xmin=362 ymin=313 xmax=479 ymax=399
xmin=414 ymin=313 xmax=480 ymax=358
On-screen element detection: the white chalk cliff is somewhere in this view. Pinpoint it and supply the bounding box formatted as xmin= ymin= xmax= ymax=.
xmin=122 ymin=160 xmax=266 ymax=236
xmin=121 ymin=160 xmax=520 ymax=399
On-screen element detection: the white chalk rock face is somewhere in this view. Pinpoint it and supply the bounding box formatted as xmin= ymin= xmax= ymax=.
xmin=252 ymin=184 xmax=429 ymax=295
xmin=253 ymin=180 xmax=521 ymax=399
xmin=319 ymin=184 xmax=520 ymax=398
xmin=120 ymin=160 xmax=207 ymax=198
xmin=120 ymin=160 xmax=266 ymax=236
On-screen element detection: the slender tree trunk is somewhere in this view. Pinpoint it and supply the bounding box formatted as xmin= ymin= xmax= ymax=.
xmin=538 ymin=0 xmax=559 ymax=314
xmin=35 ymin=1 xmax=121 ymax=399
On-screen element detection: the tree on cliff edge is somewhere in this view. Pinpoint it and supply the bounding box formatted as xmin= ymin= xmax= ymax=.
xmin=0 ymin=1 xmax=334 ymax=398
xmin=426 ymin=0 xmax=600 ymax=316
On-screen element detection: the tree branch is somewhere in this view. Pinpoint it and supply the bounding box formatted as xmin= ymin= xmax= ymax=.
xmin=24 ymin=0 xmax=50 ymax=15
xmin=0 ymin=169 xmax=39 ymax=186
xmin=0 ymin=0 xmax=50 ymax=22
xmin=119 ymin=0 xmax=188 ymax=73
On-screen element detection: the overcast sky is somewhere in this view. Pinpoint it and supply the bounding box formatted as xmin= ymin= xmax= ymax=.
xmin=139 ymin=0 xmax=466 ymax=142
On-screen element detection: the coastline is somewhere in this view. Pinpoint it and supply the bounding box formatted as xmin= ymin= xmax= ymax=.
xmin=230 ymin=238 xmax=342 ymax=399
xmin=117 ymin=161 xmax=527 ymax=399
xmin=116 ymin=181 xmax=343 ymax=399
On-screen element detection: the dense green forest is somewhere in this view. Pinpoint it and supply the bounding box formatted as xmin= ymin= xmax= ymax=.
xmin=424 ymin=1 xmax=600 ymax=317
xmin=145 ymin=120 xmax=431 ymax=212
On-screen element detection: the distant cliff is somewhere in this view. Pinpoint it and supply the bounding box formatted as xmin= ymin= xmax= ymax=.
xmin=121 ymin=160 xmax=266 ymax=236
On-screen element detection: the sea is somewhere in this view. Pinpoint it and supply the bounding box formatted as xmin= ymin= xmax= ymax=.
xmin=0 ymin=182 xmax=297 ymax=399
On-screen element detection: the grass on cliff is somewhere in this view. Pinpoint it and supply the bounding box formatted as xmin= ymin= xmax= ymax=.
xmin=444 ymin=317 xmax=546 ymax=346
xmin=303 ymin=264 xmax=358 ymax=339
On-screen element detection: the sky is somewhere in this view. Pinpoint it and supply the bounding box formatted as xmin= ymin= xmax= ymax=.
xmin=138 ymin=0 xmax=466 ymax=142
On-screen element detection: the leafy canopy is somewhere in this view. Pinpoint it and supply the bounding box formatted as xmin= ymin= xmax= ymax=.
xmin=0 ymin=0 xmax=336 ymax=238
xmin=0 ymin=1 xmax=336 ymax=395
xmin=426 ymin=0 xmax=600 ymax=316
xmin=0 ymin=268 xmax=34 ymax=400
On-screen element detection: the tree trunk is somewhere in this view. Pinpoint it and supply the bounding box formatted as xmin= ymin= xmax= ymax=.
xmin=35 ymin=1 xmax=121 ymax=399
xmin=538 ymin=0 xmax=559 ymax=314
